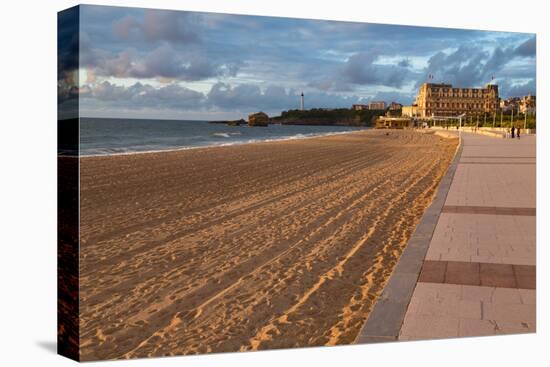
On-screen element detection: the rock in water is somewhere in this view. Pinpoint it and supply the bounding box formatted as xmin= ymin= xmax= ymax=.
xmin=248 ymin=112 xmax=269 ymax=127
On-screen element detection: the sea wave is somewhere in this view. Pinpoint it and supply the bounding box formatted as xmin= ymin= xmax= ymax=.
xmin=79 ymin=129 xmax=367 ymax=157
xmin=212 ymin=132 xmax=231 ymax=138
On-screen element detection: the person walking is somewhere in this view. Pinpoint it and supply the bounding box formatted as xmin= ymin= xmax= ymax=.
xmin=511 ymin=126 xmax=515 ymax=139
xmin=517 ymin=126 xmax=521 ymax=139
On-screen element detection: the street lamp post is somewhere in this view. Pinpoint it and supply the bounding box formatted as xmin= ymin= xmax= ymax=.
xmin=493 ymin=112 xmax=496 ymax=128
xmin=458 ymin=113 xmax=465 ymax=144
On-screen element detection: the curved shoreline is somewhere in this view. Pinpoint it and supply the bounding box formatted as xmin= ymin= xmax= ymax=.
xmin=78 ymin=128 xmax=370 ymax=158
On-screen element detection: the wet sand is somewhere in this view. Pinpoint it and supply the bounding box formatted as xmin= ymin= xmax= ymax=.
xmin=78 ymin=130 xmax=458 ymax=360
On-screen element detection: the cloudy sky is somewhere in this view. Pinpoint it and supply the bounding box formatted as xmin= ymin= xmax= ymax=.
xmin=59 ymin=5 xmax=536 ymax=120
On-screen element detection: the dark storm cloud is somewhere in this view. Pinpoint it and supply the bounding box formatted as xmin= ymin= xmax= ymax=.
xmin=422 ymin=45 xmax=491 ymax=86
xmin=418 ymin=41 xmax=536 ymax=92
xmin=398 ymin=58 xmax=412 ymax=68
xmin=81 ymin=81 xmax=205 ymax=109
xmin=308 ymin=52 xmax=417 ymax=93
xmin=81 ymin=44 xmax=243 ymax=81
xmin=499 ymin=79 xmax=536 ymax=98
xmin=125 ymin=45 xmax=216 ymax=80
xmin=80 ymin=81 xmax=363 ymax=115
xmin=207 ymin=83 xmax=266 ymax=110
xmin=79 ymin=5 xmax=228 ymax=82
xmin=58 ymin=6 xmax=79 ymax=77
xmin=514 ymin=36 xmax=536 ymax=57
xmin=58 ymin=5 xmax=80 ymax=118
xmin=112 ymin=10 xmax=200 ymax=44
xmin=206 ymin=82 xmax=360 ymax=111
xmin=341 ymin=52 xmax=411 ymax=88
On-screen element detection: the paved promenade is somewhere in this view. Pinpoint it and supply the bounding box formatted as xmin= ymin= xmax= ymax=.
xmin=357 ymin=131 xmax=535 ymax=343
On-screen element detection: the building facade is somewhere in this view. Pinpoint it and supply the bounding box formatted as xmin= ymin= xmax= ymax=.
xmin=401 ymin=105 xmax=419 ymax=117
xmin=389 ymin=102 xmax=403 ymax=110
xmin=368 ymin=101 xmax=386 ymax=110
xmin=520 ymin=95 xmax=536 ymax=115
xmin=412 ymin=83 xmax=499 ymax=118
xmin=500 ymin=97 xmax=520 ymax=112
xmin=500 ymin=95 xmax=536 ymax=115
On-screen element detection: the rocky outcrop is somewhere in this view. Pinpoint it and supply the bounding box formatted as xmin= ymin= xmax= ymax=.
xmin=269 ymin=108 xmax=385 ymax=127
xmin=248 ymin=112 xmax=269 ymax=127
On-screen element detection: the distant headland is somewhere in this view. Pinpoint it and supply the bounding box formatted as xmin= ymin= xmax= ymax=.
xmin=210 ymin=107 xmax=387 ymax=127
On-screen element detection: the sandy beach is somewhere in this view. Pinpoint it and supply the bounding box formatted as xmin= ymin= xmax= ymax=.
xmin=78 ymin=129 xmax=457 ymax=360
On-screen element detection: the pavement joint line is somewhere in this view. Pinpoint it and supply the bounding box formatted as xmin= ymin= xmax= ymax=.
xmin=441 ymin=205 xmax=536 ymax=216
xmin=461 ymin=156 xmax=536 ymax=159
xmin=458 ymin=161 xmax=535 ymax=165
xmin=418 ymin=260 xmax=536 ymax=289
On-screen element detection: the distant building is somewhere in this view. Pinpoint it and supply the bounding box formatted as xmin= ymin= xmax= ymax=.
xmin=402 ymin=105 xmax=419 ymax=117
xmin=500 ymin=97 xmax=520 ymax=112
xmin=389 ymin=102 xmax=403 ymax=110
xmin=520 ymin=95 xmax=536 ymax=115
xmin=499 ymin=95 xmax=535 ymax=115
xmin=368 ymin=101 xmax=387 ymax=110
xmin=376 ymin=117 xmax=414 ymax=129
xmin=352 ymin=104 xmax=369 ymax=111
xmin=410 ymin=82 xmax=499 ymax=118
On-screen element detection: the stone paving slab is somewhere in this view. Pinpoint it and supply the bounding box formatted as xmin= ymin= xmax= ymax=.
xmin=399 ymin=283 xmax=535 ymax=340
xmin=425 ymin=213 xmax=535 ymax=265
xmin=444 ymin=135 xmax=535 ymax=209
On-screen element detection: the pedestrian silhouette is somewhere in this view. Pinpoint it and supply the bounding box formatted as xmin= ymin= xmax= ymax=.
xmin=517 ymin=127 xmax=521 ymax=139
xmin=511 ymin=126 xmax=515 ymax=138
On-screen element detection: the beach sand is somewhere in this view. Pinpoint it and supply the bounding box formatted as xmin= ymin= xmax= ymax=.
xmin=78 ymin=130 xmax=458 ymax=360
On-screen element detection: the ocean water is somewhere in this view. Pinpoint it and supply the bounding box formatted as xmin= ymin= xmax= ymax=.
xmin=78 ymin=118 xmax=368 ymax=156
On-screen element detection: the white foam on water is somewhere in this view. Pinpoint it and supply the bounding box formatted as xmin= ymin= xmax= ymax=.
xmin=212 ymin=132 xmax=231 ymax=138
xmin=79 ymin=129 xmax=368 ymax=158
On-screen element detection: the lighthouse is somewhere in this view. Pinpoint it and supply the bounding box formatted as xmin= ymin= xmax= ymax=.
xmin=300 ymin=92 xmax=304 ymax=111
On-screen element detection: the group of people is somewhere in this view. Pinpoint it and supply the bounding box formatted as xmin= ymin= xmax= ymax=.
xmin=508 ymin=126 xmax=521 ymax=139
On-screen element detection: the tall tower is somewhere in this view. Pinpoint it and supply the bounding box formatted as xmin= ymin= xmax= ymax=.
xmin=300 ymin=92 xmax=304 ymax=111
